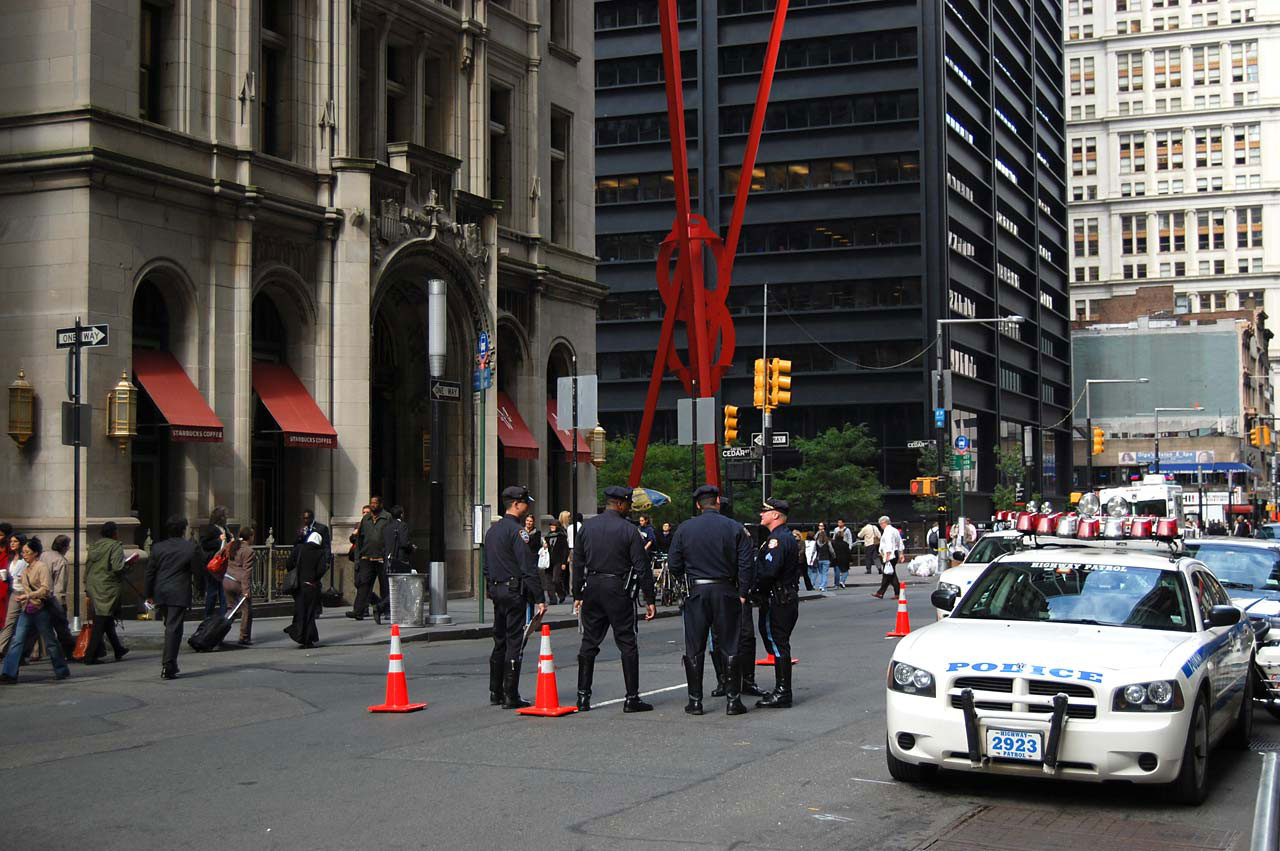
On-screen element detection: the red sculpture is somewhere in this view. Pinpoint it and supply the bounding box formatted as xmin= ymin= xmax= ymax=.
xmin=628 ymin=0 xmax=792 ymax=490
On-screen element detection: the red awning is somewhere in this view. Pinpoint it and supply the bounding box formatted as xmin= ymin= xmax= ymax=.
xmin=132 ymin=349 xmax=224 ymax=442
xmin=496 ymin=392 xmax=539 ymax=459
xmin=546 ymin=399 xmax=592 ymax=462
xmin=252 ymin=363 xmax=338 ymax=449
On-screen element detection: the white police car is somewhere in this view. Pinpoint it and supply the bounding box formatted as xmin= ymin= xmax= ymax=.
xmin=935 ymin=529 xmax=1023 ymax=618
xmin=886 ymin=527 xmax=1254 ymax=804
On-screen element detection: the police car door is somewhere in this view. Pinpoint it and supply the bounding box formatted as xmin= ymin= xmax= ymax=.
xmin=1192 ymin=569 xmax=1241 ymax=738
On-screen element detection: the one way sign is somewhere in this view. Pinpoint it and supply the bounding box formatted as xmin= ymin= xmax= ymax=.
xmin=56 ymin=324 xmax=109 ymax=349
xmin=751 ymin=431 xmax=790 ymax=448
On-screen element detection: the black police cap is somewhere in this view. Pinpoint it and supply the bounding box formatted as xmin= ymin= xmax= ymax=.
xmin=604 ymin=485 xmax=633 ymax=502
xmin=693 ymin=484 xmax=720 ymax=500
xmin=762 ymin=497 xmax=790 ymax=515
xmin=502 ymin=485 xmax=534 ymax=504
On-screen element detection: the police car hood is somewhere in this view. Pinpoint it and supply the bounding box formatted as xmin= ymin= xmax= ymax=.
xmin=1235 ymin=592 xmax=1280 ymax=619
xmin=898 ymin=618 xmax=1196 ymax=673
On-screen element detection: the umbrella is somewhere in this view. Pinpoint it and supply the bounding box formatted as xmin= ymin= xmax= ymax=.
xmin=631 ymin=487 xmax=670 ymax=512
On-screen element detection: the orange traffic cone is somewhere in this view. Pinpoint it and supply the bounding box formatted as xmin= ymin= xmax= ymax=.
xmin=517 ymin=624 xmax=578 ymax=717
xmin=885 ymin=585 xmax=912 ymax=638
xmin=369 ymin=625 xmax=427 ymax=713
xmin=755 ymin=653 xmax=799 ymax=666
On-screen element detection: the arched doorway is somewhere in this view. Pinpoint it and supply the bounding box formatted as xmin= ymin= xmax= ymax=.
xmin=130 ymin=278 xmax=172 ymax=547
xmin=251 ymin=292 xmax=288 ymax=539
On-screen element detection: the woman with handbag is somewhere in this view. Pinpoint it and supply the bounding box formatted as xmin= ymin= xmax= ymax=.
xmin=811 ymin=527 xmax=834 ymax=592
xmin=0 ymin=534 xmax=28 ymax=658
xmin=83 ymin=522 xmax=129 ymax=664
xmin=224 ymin=528 xmax=256 ymax=646
xmin=284 ymin=532 xmax=325 ymax=648
xmin=0 ymin=538 xmax=70 ymax=683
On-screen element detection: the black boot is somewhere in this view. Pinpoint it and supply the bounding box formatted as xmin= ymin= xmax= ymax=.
xmin=725 ymin=655 xmax=748 ymax=716
xmin=757 ymin=657 xmax=793 ymax=708
xmin=503 ymin=658 xmax=531 ymax=709
xmin=576 ymin=655 xmax=594 ymax=711
xmin=683 ymin=655 xmax=704 ymax=715
xmin=741 ymin=659 xmax=767 ymax=698
xmin=710 ymin=650 xmax=727 ymax=698
xmin=489 ymin=658 xmax=504 ymax=706
xmin=621 ymin=654 xmax=652 ymax=712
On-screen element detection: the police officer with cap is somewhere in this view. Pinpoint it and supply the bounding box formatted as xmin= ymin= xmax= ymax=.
xmin=668 ymin=484 xmax=755 ymax=715
xmin=482 ymin=485 xmax=547 ymax=708
xmin=571 ymin=485 xmax=657 ymax=712
xmin=754 ymin=497 xmax=803 ymax=708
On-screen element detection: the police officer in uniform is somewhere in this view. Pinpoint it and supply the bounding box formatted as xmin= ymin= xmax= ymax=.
xmin=571 ymin=486 xmax=658 ymax=712
xmin=482 ymin=486 xmax=547 ymax=708
xmin=709 ymin=497 xmax=768 ymax=700
xmin=668 ymin=484 xmax=755 ymax=716
xmin=755 ymin=497 xmax=804 ymax=708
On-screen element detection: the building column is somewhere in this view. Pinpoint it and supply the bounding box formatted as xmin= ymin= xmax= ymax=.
xmin=1226 ymin=206 xmax=1239 ymax=274
xmin=1223 ymin=123 xmax=1236 ymax=188
xmin=1146 ymin=210 xmax=1158 ymax=274
xmin=1185 ymin=206 xmax=1199 ymax=275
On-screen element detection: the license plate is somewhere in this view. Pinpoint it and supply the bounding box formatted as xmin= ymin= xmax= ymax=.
xmin=985 ymin=729 xmax=1042 ymax=761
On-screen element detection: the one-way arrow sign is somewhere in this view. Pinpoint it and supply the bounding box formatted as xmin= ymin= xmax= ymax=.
xmin=56 ymin=324 xmax=109 ymax=349
xmin=751 ymin=431 xmax=790 ymax=448
xmin=430 ymin=379 xmax=461 ymax=403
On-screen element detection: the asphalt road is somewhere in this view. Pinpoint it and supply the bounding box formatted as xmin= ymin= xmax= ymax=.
xmin=1 ymin=589 xmax=1263 ymax=850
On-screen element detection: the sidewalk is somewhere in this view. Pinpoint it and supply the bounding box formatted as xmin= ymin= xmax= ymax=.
xmin=113 ymin=576 xmax=894 ymax=650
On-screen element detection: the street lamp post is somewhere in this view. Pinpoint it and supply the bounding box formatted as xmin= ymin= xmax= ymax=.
xmin=934 ymin=315 xmax=1024 ymax=565
xmin=1150 ymin=405 xmax=1204 ymax=475
xmin=1084 ymin=378 xmax=1149 ymax=490
xmin=427 ymin=278 xmax=451 ymax=625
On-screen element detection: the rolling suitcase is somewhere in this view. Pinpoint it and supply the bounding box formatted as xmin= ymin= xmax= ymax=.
xmin=187 ymin=594 xmax=248 ymax=652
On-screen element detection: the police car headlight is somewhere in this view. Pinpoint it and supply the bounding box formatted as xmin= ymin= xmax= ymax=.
xmin=1113 ymin=680 xmax=1184 ymax=712
xmin=888 ymin=662 xmax=936 ymax=697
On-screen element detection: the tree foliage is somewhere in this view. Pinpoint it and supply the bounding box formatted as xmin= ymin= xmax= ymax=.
xmin=773 ymin=424 xmax=885 ymax=524
xmin=992 ymin=444 xmax=1026 ymax=511
xmin=594 ymin=436 xmax=698 ymax=527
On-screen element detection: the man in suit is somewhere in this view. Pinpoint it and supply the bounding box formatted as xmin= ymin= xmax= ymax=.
xmin=145 ymin=515 xmax=206 ymax=680
xmin=299 ymin=509 xmax=331 ymax=550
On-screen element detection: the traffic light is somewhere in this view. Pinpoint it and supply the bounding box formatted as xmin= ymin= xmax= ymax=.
xmin=1250 ymin=426 xmax=1261 ymax=447
xmin=723 ymin=404 xmax=739 ymax=444
xmin=909 ymin=477 xmax=922 ymax=496
xmin=1091 ymin=426 xmax=1105 ymax=456
xmin=909 ymin=476 xmax=939 ymax=496
xmin=1265 ymin=425 xmax=1273 ymax=446
xmin=768 ymin=357 xmax=792 ymax=407
xmin=753 ymin=358 xmax=767 ymax=408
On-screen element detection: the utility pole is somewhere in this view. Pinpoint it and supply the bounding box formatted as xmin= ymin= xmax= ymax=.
xmin=427 ymin=280 xmax=451 ymax=625
xmin=761 ymin=281 xmax=770 ymax=501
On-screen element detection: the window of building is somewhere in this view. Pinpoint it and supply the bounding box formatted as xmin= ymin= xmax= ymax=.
xmin=1195 ymin=127 xmax=1223 ymax=167
xmin=599 ymin=216 xmax=922 ymax=262
xmin=1158 ymin=212 xmax=1186 ymax=252
xmin=1239 ymin=289 xmax=1264 ymax=309
xmin=1231 ymin=41 xmax=1259 ymax=83
xmin=138 ymin=2 xmax=168 ymax=125
xmin=1196 ymin=175 xmax=1223 ymax=192
xmin=1238 ymin=206 xmax=1263 ymax=248
xmin=720 ymin=91 xmax=918 ymax=135
xmin=1117 ymin=18 xmax=1143 ymax=32
xmin=596 ymin=51 xmax=696 ymax=88
xmin=1123 ymin=263 xmax=1148 ymax=279
xmin=1118 ymin=133 xmax=1146 ymax=173
xmin=1191 ymin=44 xmax=1221 ymax=85
xmin=720 ymin=30 xmax=916 ymax=75
xmin=1071 ymin=137 xmax=1098 ymax=176
xmin=1153 ymin=48 xmax=1182 ymax=88
xmin=385 ymin=42 xmax=413 ymax=147
xmin=1154 ymin=130 xmax=1183 ymax=171
xmin=550 ymin=0 xmax=569 ymax=47
xmin=1121 ymin=214 xmax=1148 ymax=254
xmin=357 ymin=26 xmax=377 ymax=158
xmin=1117 ymin=53 xmax=1143 ymax=94
xmin=421 ymin=54 xmax=450 ymax=154
xmin=1070 ymin=57 xmax=1095 ymax=96
xmin=596 ymin=109 xmax=696 ymax=145
xmin=1072 ymin=217 xmax=1100 ymax=257
xmin=594 ymin=0 xmax=696 ymax=29
xmin=595 ymin=171 xmax=698 ymax=204
xmin=1197 ymin=209 xmax=1225 ymax=249
xmin=490 ymin=87 xmax=513 ymax=225
xmin=1175 ymin=293 xmax=1190 ymax=313
xmin=260 ymin=0 xmax=292 ymax=158
xmin=721 ymin=152 xmax=919 ymax=194
xmin=549 ymin=110 xmax=570 ymax=245
xmin=1234 ymin=124 xmax=1261 ymax=166
xmin=1116 ymin=0 xmax=1140 ymax=9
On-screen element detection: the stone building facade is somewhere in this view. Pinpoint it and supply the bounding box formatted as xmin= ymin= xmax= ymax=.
xmin=0 ymin=0 xmax=603 ymax=595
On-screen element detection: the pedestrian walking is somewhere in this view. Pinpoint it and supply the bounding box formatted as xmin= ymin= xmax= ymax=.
xmin=926 ymin=520 xmax=941 ymax=553
xmin=224 ymin=528 xmax=256 ymax=646
xmin=812 ymin=526 xmax=833 ymax=592
xmin=284 ymin=532 xmax=326 ymax=648
xmin=0 ymin=523 xmax=12 ymax=631
xmin=571 ymin=486 xmax=657 ymax=712
xmin=832 ymin=519 xmax=854 ymax=587
xmin=482 ymin=486 xmax=546 ymax=708
xmin=872 ymin=515 xmax=904 ymax=599
xmin=637 ymin=514 xmax=656 ymax=563
xmin=199 ymin=506 xmax=230 ymax=617
xmin=545 ymin=519 xmax=569 ymax=604
xmin=27 ymin=534 xmax=75 ymax=662
xmin=0 ymin=534 xmax=28 ymax=658
xmin=754 ymin=499 xmax=804 ymax=708
xmin=0 ymin=538 xmax=70 ymax=683
xmin=298 ymin=508 xmax=330 ymax=550
xmin=145 ymin=515 xmax=206 ymax=680
xmin=667 ymin=485 xmax=754 ymax=716
xmin=347 ymin=496 xmax=390 ymax=622
xmin=83 ymin=522 xmax=129 ymax=665
xmin=857 ymin=519 xmax=881 ymax=574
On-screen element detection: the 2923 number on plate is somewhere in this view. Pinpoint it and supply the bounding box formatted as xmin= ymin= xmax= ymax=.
xmin=986 ymin=729 xmax=1041 ymax=761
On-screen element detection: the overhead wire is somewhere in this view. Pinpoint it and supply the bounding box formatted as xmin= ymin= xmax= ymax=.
xmin=767 ymin=295 xmax=941 ymax=370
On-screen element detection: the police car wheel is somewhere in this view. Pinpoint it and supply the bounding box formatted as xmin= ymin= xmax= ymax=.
xmin=885 ymin=737 xmax=938 ymax=784
xmin=1170 ymin=694 xmax=1211 ymax=805
xmin=1226 ymin=663 xmax=1254 ymax=750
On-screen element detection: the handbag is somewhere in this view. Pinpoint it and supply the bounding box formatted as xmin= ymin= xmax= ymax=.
xmin=72 ymin=622 xmax=93 ymax=660
xmin=537 ymin=547 xmax=550 ymax=570
xmin=206 ymin=545 xmax=229 ymax=578
xmin=281 ymin=567 xmax=300 ymax=596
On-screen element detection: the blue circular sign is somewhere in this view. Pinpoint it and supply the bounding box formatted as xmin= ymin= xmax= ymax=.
xmin=954 ymin=435 xmax=970 ymax=451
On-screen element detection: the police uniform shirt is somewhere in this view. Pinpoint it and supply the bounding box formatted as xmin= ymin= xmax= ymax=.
xmin=668 ymin=510 xmax=755 ymax=596
xmin=757 ymin=523 xmax=803 ymax=589
xmin=483 ymin=513 xmax=543 ymax=601
xmin=572 ymin=510 xmax=653 ymax=603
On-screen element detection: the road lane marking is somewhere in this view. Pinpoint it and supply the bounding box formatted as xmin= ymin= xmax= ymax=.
xmin=850 ymin=777 xmax=894 ymax=785
xmin=592 ymin=683 xmax=687 ymax=707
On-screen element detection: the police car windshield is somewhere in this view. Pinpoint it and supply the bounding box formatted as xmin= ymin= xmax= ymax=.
xmin=1184 ymin=542 xmax=1280 ymax=592
xmin=952 ymin=561 xmax=1195 ymax=632
xmin=966 ymin=534 xmax=1022 ymax=565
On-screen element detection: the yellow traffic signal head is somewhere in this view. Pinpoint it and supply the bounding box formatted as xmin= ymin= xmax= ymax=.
xmin=723 ymin=405 xmax=739 ymax=443
xmin=1250 ymin=426 xmax=1261 ymax=447
xmin=767 ymin=358 xmax=792 ymax=406
xmin=909 ymin=478 xmax=922 ymax=496
xmin=1091 ymin=426 xmax=1105 ymax=456
xmin=753 ymin=359 xmax=767 ymax=408
xmin=923 ymin=477 xmax=937 ymax=497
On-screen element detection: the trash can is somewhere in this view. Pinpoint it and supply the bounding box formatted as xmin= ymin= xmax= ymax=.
xmin=387 ymin=573 xmax=428 ymax=627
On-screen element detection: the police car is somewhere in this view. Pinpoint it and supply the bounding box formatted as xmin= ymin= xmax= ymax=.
xmin=935 ymin=529 xmax=1023 ymax=618
xmin=886 ymin=509 xmax=1254 ymax=805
